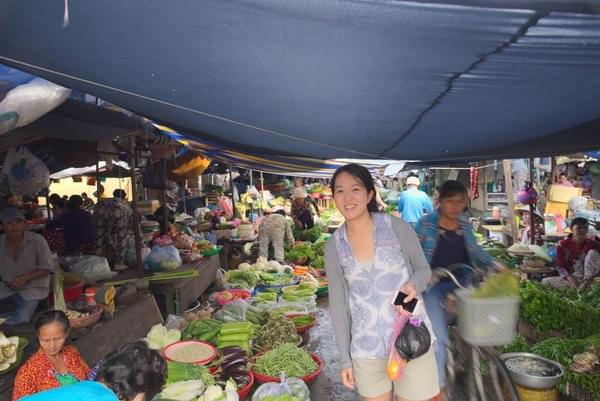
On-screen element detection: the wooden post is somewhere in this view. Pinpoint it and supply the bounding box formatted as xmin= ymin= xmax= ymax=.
xmin=503 ymin=160 xmax=518 ymax=242
xmin=260 ymin=171 xmax=265 ymax=215
xmin=229 ymin=164 xmax=237 ymax=218
xmin=96 ymin=159 xmax=101 ymax=201
xmin=529 ymin=157 xmax=536 ymax=244
xmin=129 ymin=137 xmax=144 ymax=278
xmin=160 ymin=159 xmax=169 ymax=235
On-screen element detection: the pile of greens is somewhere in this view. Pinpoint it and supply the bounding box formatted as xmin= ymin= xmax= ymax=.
xmin=284 ymin=243 xmax=315 ymax=265
xmin=291 ymin=225 xmax=322 ymax=243
xmin=519 ymin=281 xmax=600 ymax=338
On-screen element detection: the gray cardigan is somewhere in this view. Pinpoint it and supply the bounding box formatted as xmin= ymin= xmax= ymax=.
xmin=324 ymin=215 xmax=432 ymax=369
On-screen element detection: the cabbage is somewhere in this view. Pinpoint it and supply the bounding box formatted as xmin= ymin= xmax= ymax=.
xmin=528 ymin=245 xmax=552 ymax=263
xmin=239 ymin=263 xmax=252 ymax=271
xmin=145 ymin=324 xmax=181 ymax=350
xmin=161 ymin=380 xmax=205 ymax=401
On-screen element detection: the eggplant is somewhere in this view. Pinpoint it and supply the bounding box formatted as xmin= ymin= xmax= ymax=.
xmin=221 ymin=356 xmax=247 ymax=369
xmin=220 ymin=346 xmax=246 ymax=358
xmin=222 ymin=365 xmax=249 ymax=377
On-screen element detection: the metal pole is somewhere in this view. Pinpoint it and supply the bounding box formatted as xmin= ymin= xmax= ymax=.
xmin=129 ymin=137 xmax=144 ymax=278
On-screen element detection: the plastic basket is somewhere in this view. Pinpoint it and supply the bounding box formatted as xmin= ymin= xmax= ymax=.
xmin=456 ymin=288 xmax=519 ymax=346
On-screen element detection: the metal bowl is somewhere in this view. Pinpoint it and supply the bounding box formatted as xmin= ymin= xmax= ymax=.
xmin=500 ymin=352 xmax=564 ymax=389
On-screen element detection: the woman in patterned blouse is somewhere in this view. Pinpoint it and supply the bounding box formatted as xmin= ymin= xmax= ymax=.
xmin=13 ymin=310 xmax=90 ymax=400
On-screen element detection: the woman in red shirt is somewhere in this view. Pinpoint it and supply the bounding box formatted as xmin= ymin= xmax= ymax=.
xmin=13 ymin=310 xmax=90 ymax=400
xmin=543 ymin=217 xmax=600 ymax=290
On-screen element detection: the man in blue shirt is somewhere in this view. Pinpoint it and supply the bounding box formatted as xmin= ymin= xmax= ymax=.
xmin=397 ymin=176 xmax=433 ymax=226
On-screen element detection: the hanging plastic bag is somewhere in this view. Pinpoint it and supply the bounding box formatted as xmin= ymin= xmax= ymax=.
xmin=386 ymin=312 xmax=409 ymax=380
xmin=219 ymin=196 xmax=234 ymax=219
xmin=145 ymin=245 xmax=182 ymax=272
xmin=394 ymin=317 xmax=432 ymax=362
xmin=2 ymin=146 xmax=50 ymax=196
xmin=63 ymin=255 xmax=113 ymax=281
xmin=252 ymin=372 xmax=311 ymax=401
xmin=0 ymin=77 xmax=71 ymax=135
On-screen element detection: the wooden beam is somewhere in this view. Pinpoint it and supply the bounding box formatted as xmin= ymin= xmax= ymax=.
xmin=503 ymin=160 xmax=518 ymax=242
xmin=129 ymin=137 xmax=144 ymax=278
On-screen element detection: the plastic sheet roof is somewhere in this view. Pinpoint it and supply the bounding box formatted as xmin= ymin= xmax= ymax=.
xmin=1 ymin=1 xmax=600 ymax=162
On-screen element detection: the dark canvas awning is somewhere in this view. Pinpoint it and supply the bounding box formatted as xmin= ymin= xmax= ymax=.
xmin=1 ymin=0 xmax=600 ymax=161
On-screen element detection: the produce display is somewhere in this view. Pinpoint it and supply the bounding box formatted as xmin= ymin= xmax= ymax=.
xmin=213 ymin=346 xmax=252 ymax=389
xmin=511 ymin=280 xmax=600 ymax=400
xmin=254 ymin=313 xmax=298 ymax=351
xmin=217 ymin=322 xmax=255 ymax=354
xmin=0 ymin=332 xmax=19 ymax=371
xmin=253 ymin=344 xmax=319 ymax=378
xmin=520 ymin=281 xmax=600 ymax=339
xmin=163 ymin=341 xmax=217 ymax=364
xmin=182 ymin=319 xmax=222 ymax=342
xmin=167 ymin=361 xmax=215 ymax=385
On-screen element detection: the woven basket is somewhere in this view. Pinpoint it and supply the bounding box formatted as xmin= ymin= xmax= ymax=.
xmin=69 ymin=305 xmax=103 ymax=329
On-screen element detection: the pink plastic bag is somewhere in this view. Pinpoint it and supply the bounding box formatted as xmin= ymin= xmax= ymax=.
xmin=386 ymin=311 xmax=409 ymax=380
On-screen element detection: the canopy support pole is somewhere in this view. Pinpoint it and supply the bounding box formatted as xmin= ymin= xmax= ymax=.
xmin=260 ymin=171 xmax=264 ymax=215
xmin=229 ymin=164 xmax=237 ymax=218
xmin=96 ymin=159 xmax=101 ymax=201
xmin=160 ymin=159 xmax=169 ymax=235
xmin=529 ymin=157 xmax=536 ymax=244
xmin=129 ymin=137 xmax=144 ymax=278
xmin=503 ymin=160 xmax=518 ymax=243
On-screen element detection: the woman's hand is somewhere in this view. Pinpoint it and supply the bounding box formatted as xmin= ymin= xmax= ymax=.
xmin=340 ymin=368 xmax=355 ymax=389
xmin=394 ymin=281 xmax=417 ymax=313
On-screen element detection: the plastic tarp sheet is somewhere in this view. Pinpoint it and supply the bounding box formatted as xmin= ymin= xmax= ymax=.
xmin=1 ymin=1 xmax=600 ymax=162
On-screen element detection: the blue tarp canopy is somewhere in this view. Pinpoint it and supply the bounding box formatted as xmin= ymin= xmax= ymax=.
xmin=1 ymin=0 xmax=600 ymax=162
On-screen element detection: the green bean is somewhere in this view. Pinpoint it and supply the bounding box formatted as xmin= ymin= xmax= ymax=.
xmin=253 ymin=343 xmax=318 ymax=377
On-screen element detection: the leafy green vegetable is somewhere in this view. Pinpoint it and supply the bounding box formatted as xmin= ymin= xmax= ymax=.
xmin=167 ymin=361 xmax=215 ymax=385
xmin=520 ymin=281 xmax=600 ymax=338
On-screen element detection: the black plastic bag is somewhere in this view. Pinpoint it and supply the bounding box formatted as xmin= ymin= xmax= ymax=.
xmin=394 ymin=318 xmax=431 ymax=361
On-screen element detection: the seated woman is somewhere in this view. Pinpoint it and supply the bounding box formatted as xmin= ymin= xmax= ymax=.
xmin=18 ymin=341 xmax=166 ymax=401
xmin=46 ymin=195 xmax=95 ymax=255
xmin=542 ymin=217 xmax=600 ymax=290
xmin=13 ymin=311 xmax=90 ymax=400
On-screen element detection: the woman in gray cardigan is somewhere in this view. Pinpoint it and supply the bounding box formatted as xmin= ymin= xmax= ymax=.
xmin=325 ymin=164 xmax=439 ymax=401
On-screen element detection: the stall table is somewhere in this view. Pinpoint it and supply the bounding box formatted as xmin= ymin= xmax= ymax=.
xmin=0 ymin=293 xmax=162 ymax=401
xmin=217 ymin=238 xmax=256 ymax=270
xmin=149 ymin=255 xmax=220 ymax=316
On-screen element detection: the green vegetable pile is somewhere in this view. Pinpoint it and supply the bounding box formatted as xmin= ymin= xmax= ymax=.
xmin=254 ymin=312 xmax=298 ymax=351
xmin=225 ymin=270 xmax=259 ymax=289
xmin=472 ymin=272 xmax=519 ymax=298
xmin=182 ymin=319 xmax=222 ymax=343
xmin=281 ymin=283 xmax=317 ymax=302
xmin=284 ymin=242 xmax=315 ymax=264
xmin=520 ymin=281 xmax=600 ymax=338
xmin=217 ymin=322 xmax=255 ymax=354
xmin=167 ymin=361 xmax=215 ymax=385
xmin=291 ymin=225 xmax=322 ymax=243
xmin=253 ymin=343 xmax=319 ymax=378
